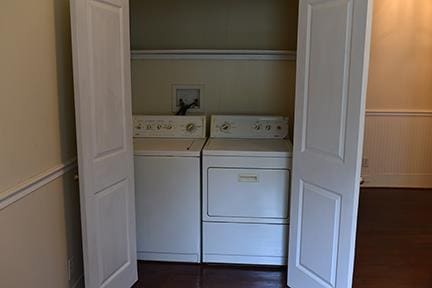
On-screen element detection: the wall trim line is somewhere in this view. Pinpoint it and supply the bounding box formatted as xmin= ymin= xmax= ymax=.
xmin=366 ymin=109 xmax=432 ymax=117
xmin=131 ymin=49 xmax=297 ymax=61
xmin=362 ymin=174 xmax=432 ymax=188
xmin=0 ymin=159 xmax=77 ymax=210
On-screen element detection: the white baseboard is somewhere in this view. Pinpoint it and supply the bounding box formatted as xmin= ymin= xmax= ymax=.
xmin=362 ymin=174 xmax=432 ymax=188
xmin=137 ymin=251 xmax=200 ymax=263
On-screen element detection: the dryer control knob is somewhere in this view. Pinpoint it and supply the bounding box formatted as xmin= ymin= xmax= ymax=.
xmin=220 ymin=123 xmax=231 ymax=132
xmin=186 ymin=123 xmax=196 ymax=132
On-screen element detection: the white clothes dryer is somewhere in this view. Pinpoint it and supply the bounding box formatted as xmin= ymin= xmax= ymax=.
xmin=202 ymin=115 xmax=292 ymax=265
xmin=133 ymin=115 xmax=206 ymax=263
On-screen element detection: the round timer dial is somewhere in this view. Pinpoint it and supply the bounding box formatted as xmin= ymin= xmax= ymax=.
xmin=220 ymin=122 xmax=231 ymax=133
xmin=186 ymin=123 xmax=196 ymax=132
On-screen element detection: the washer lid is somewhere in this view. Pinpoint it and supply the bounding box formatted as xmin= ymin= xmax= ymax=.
xmin=203 ymin=138 xmax=293 ymax=157
xmin=134 ymin=138 xmax=207 ymax=157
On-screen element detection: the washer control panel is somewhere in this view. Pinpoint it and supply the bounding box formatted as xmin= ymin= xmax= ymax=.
xmin=133 ymin=115 xmax=206 ymax=138
xmin=211 ymin=115 xmax=289 ymax=139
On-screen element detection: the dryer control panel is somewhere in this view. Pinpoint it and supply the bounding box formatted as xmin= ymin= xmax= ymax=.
xmin=133 ymin=115 xmax=206 ymax=138
xmin=211 ymin=115 xmax=289 ymax=139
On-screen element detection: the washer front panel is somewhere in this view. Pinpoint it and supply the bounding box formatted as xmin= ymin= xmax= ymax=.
xmin=134 ymin=138 xmax=206 ymax=157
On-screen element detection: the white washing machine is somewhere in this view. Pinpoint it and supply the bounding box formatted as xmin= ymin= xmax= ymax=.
xmin=133 ymin=115 xmax=206 ymax=263
xmin=202 ymin=115 xmax=292 ymax=266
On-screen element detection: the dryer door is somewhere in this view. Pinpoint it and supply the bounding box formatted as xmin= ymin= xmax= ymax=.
xmin=207 ymin=168 xmax=290 ymax=221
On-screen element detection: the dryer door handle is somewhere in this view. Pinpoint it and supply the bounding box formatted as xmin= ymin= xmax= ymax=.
xmin=238 ymin=174 xmax=259 ymax=183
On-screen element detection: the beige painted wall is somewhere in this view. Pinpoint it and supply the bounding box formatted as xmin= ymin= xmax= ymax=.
xmin=130 ymin=0 xmax=298 ymax=50
xmin=362 ymin=0 xmax=432 ymax=187
xmin=0 ymin=0 xmax=76 ymax=192
xmin=0 ymin=0 xmax=82 ymax=286
xmin=132 ymin=60 xmax=297 ymax=138
xmin=366 ymin=0 xmax=432 ymax=110
xmin=0 ymin=170 xmax=83 ymax=288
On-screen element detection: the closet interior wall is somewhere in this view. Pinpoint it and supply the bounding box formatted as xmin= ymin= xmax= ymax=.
xmin=129 ymin=0 xmax=299 ymax=139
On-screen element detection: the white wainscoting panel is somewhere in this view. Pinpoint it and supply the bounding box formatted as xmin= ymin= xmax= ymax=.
xmin=362 ymin=110 xmax=432 ymax=188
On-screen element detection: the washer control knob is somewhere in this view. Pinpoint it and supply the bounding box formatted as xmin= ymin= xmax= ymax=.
xmin=165 ymin=124 xmax=173 ymax=130
xmin=265 ymin=125 xmax=272 ymax=131
xmin=220 ymin=122 xmax=231 ymax=132
xmin=254 ymin=124 xmax=261 ymax=130
xmin=157 ymin=124 xmax=163 ymax=130
xmin=186 ymin=123 xmax=196 ymax=132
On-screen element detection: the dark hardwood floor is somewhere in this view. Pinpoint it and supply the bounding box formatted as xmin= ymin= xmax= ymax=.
xmin=353 ymin=188 xmax=432 ymax=288
xmin=133 ymin=262 xmax=286 ymax=288
xmin=133 ymin=188 xmax=432 ymax=288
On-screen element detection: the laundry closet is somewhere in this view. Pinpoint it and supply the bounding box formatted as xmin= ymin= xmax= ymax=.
xmin=70 ymin=0 xmax=372 ymax=287
xmin=130 ymin=0 xmax=297 ymax=266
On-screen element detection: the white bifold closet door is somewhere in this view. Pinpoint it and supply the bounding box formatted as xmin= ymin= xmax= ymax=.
xmin=70 ymin=0 xmax=137 ymax=287
xmin=288 ymin=0 xmax=373 ymax=288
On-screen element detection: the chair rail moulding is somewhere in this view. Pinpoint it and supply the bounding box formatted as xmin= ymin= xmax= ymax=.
xmin=0 ymin=159 xmax=77 ymax=210
xmin=365 ymin=109 xmax=432 ymax=117
xmin=130 ymin=49 xmax=297 ymax=61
